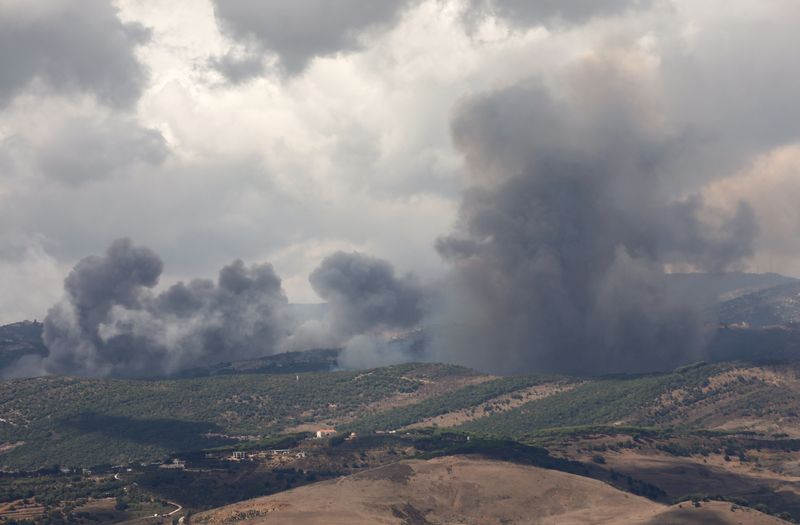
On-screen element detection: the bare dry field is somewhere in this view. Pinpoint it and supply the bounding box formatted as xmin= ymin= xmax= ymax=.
xmin=193 ymin=456 xmax=790 ymax=525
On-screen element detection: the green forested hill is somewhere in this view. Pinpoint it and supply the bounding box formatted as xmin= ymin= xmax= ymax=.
xmin=3 ymin=359 xmax=800 ymax=471
xmin=0 ymin=363 xmax=471 ymax=469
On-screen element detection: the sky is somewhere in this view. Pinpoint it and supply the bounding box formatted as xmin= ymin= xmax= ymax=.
xmin=2 ymin=0 xmax=800 ymax=329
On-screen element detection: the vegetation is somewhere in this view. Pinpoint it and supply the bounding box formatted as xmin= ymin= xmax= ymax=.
xmin=458 ymin=363 xmax=730 ymax=437
xmin=345 ymin=375 xmax=558 ymax=432
xmin=0 ymin=471 xmax=123 ymax=506
xmin=0 ymin=363 xmax=469 ymax=469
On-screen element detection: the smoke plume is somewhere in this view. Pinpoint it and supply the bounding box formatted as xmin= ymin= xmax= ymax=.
xmin=39 ymin=238 xmax=291 ymax=377
xmin=308 ymin=251 xmax=426 ymax=368
xmin=431 ymin=63 xmax=758 ymax=375
xmin=310 ymin=251 xmax=425 ymax=337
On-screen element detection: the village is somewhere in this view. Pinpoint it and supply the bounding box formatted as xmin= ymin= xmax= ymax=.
xmin=193 ymin=428 xmax=358 ymax=465
xmin=0 ymin=428 xmax=422 ymax=524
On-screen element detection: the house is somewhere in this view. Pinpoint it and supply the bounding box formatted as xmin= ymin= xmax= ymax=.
xmin=159 ymin=459 xmax=185 ymax=469
xmin=315 ymin=428 xmax=336 ymax=439
xmin=345 ymin=432 xmax=358 ymax=441
xmin=231 ymin=451 xmax=247 ymax=460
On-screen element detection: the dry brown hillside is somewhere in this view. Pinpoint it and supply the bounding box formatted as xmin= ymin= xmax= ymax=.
xmin=192 ymin=456 xmax=790 ymax=525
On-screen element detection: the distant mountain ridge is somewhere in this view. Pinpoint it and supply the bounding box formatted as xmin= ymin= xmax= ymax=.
xmin=717 ymin=281 xmax=800 ymax=327
xmin=666 ymin=272 xmax=798 ymax=302
xmin=171 ymin=347 xmax=341 ymax=378
xmin=0 ymin=320 xmax=47 ymax=370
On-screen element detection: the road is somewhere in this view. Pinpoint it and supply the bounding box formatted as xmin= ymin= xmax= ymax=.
xmin=165 ymin=501 xmax=183 ymax=516
xmin=113 ymin=472 xmax=182 ymax=521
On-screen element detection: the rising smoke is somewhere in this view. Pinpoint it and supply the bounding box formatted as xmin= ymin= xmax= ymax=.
xmin=430 ymin=61 xmax=758 ymax=375
xmin=35 ymin=238 xmax=291 ymax=378
xmin=10 ymin=55 xmax=767 ymax=378
xmin=307 ymin=251 xmax=427 ymax=369
xmin=309 ymin=251 xmax=425 ymax=338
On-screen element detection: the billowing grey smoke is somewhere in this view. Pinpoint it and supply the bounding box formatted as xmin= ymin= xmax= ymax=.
xmin=310 ymin=251 xmax=425 ymax=337
xmin=432 ymin=69 xmax=758 ymax=375
xmin=40 ymin=238 xmax=290 ymax=377
xmin=308 ymin=251 xmax=426 ymax=368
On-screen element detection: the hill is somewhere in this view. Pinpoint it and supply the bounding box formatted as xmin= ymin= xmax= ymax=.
xmin=193 ymin=456 xmax=790 ymax=525
xmin=718 ymin=282 xmax=800 ymax=327
xmin=171 ymin=348 xmax=341 ymax=378
xmin=5 ymin=360 xmax=800 ymax=470
xmin=667 ymin=272 xmax=797 ymax=303
xmin=4 ymin=360 xmax=800 ymax=521
xmin=0 ymin=363 xmax=480 ymax=470
xmin=454 ymin=362 xmax=800 ymax=438
xmin=0 ymin=321 xmax=47 ymax=371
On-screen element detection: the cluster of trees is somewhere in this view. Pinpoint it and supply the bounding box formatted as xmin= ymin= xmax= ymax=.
xmin=348 ymin=375 xmax=557 ymax=432
xmin=0 ymin=363 xmax=454 ymax=470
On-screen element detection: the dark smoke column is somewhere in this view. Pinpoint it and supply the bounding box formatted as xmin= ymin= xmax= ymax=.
xmin=309 ymin=251 xmax=425 ymax=339
xmin=42 ymin=238 xmax=164 ymax=376
xmin=434 ymin=64 xmax=757 ymax=375
xmin=40 ymin=238 xmax=292 ymax=378
xmin=308 ymin=251 xmax=426 ymax=368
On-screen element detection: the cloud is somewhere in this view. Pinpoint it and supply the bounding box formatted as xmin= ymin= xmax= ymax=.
xmin=0 ymin=0 xmax=150 ymax=108
xmin=211 ymin=0 xmax=414 ymax=76
xmin=0 ymin=234 xmax=64 ymax=324
xmin=37 ymin=239 xmax=291 ymax=378
xmin=0 ymin=97 xmax=168 ymax=188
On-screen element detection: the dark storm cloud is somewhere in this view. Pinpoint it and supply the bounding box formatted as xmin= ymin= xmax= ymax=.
xmin=211 ymin=0 xmax=414 ymax=76
xmin=309 ymin=251 xmax=425 ymax=338
xmin=432 ymin=62 xmax=758 ymax=375
xmin=0 ymin=0 xmax=150 ymax=108
xmin=39 ymin=239 xmax=291 ymax=378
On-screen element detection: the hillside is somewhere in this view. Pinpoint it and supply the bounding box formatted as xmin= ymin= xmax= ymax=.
xmin=0 ymin=363 xmax=479 ymax=470
xmin=668 ymin=272 xmax=797 ymax=303
xmin=170 ymin=348 xmax=341 ymax=378
xmin=4 ymin=360 xmax=800 ymax=521
xmin=455 ymin=362 xmax=800 ymax=438
xmin=5 ymin=361 xmax=800 ymax=470
xmin=193 ymin=456 xmax=790 ymax=525
xmin=718 ymin=282 xmax=800 ymax=327
xmin=0 ymin=321 xmax=47 ymax=371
